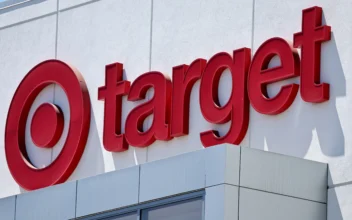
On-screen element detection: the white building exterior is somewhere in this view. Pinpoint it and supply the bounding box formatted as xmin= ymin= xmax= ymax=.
xmin=0 ymin=145 xmax=329 ymax=220
xmin=0 ymin=0 xmax=350 ymax=219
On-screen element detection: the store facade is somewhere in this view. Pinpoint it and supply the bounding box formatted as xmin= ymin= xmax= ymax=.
xmin=0 ymin=0 xmax=350 ymax=219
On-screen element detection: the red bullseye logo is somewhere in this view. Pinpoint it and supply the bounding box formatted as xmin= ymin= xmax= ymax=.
xmin=31 ymin=103 xmax=64 ymax=148
xmin=5 ymin=60 xmax=91 ymax=191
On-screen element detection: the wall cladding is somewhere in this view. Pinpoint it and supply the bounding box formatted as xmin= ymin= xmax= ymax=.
xmin=0 ymin=145 xmax=328 ymax=220
xmin=0 ymin=0 xmax=349 ymax=219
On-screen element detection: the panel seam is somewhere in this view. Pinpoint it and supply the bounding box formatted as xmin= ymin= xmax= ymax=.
xmin=138 ymin=165 xmax=141 ymax=203
xmin=148 ymin=0 xmax=154 ymax=72
xmin=206 ymin=183 xmax=326 ymax=205
xmin=329 ymin=180 xmax=352 ymax=189
xmin=145 ymin=0 xmax=154 ymax=163
xmin=237 ymin=148 xmax=242 ymax=220
xmin=14 ymin=195 xmax=17 ymax=220
xmin=75 ymin=181 xmax=78 ymax=218
xmin=240 ymin=186 xmax=327 ymax=204
xmin=251 ymin=0 xmax=255 ymax=53
xmin=59 ymin=0 xmax=101 ymax=12
xmin=248 ymin=0 xmax=256 ymax=150
xmin=55 ymin=0 xmax=59 ymax=59
xmin=0 ymin=12 xmax=56 ymax=31
xmin=50 ymin=0 xmax=60 ymax=163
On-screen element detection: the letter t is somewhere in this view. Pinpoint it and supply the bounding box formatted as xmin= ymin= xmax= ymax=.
xmin=98 ymin=63 xmax=130 ymax=152
xmin=294 ymin=6 xmax=331 ymax=103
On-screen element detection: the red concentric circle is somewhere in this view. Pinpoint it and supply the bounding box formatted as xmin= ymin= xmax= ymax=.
xmin=30 ymin=103 xmax=64 ymax=148
xmin=5 ymin=60 xmax=91 ymax=190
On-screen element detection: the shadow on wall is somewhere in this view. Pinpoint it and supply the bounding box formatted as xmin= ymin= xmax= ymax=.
xmin=111 ymin=69 xmax=148 ymax=169
xmin=68 ymin=111 xmax=105 ymax=181
xmin=328 ymin=187 xmax=343 ymax=220
xmin=328 ymin=169 xmax=344 ymax=220
xmin=251 ymin=31 xmax=346 ymax=158
xmin=0 ymin=0 xmax=47 ymax=15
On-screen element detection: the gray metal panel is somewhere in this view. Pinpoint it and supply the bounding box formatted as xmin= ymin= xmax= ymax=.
xmin=239 ymin=188 xmax=326 ymax=220
xmin=16 ymin=181 xmax=76 ymax=220
xmin=0 ymin=196 xmax=15 ymax=220
xmin=76 ymin=166 xmax=140 ymax=218
xmin=240 ymin=147 xmax=328 ymax=203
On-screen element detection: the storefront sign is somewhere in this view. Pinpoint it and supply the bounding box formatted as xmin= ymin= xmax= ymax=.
xmin=5 ymin=6 xmax=331 ymax=190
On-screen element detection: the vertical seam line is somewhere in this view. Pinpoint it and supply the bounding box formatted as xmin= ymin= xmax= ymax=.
xmin=51 ymin=0 xmax=60 ymax=162
xmin=75 ymin=181 xmax=78 ymax=219
xmin=248 ymin=0 xmax=256 ymax=150
xmin=251 ymin=0 xmax=255 ymax=53
xmin=55 ymin=0 xmax=59 ymax=59
xmin=149 ymin=0 xmax=154 ymax=72
xmin=14 ymin=195 xmax=17 ymax=220
xmin=145 ymin=0 xmax=154 ymax=163
xmin=138 ymin=165 xmax=141 ymax=204
xmin=237 ymin=147 xmax=242 ymax=220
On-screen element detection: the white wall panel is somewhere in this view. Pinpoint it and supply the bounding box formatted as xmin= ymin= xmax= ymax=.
xmin=139 ymin=150 xmax=205 ymax=202
xmin=251 ymin=0 xmax=352 ymax=187
xmin=59 ymin=0 xmax=91 ymax=10
xmin=15 ymin=181 xmax=76 ymax=220
xmin=140 ymin=144 xmax=241 ymax=202
xmin=239 ymin=188 xmax=327 ymax=220
xmin=0 ymin=14 xmax=56 ymax=198
xmin=0 ymin=146 xmax=330 ymax=219
xmin=240 ymin=147 xmax=327 ymax=203
xmin=0 ymin=1 xmax=348 ymax=220
xmin=204 ymin=145 xmax=240 ymax=187
xmin=205 ymin=185 xmax=239 ymax=220
xmin=0 ymin=196 xmax=15 ymax=220
xmin=76 ymin=166 xmax=140 ymax=217
xmin=147 ymin=0 xmax=254 ymax=162
xmin=56 ymin=0 xmax=152 ymax=180
xmin=0 ymin=0 xmax=56 ymax=28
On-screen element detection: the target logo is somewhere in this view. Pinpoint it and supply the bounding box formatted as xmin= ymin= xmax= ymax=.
xmin=3 ymin=6 xmax=330 ymax=191
xmin=5 ymin=60 xmax=91 ymax=191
